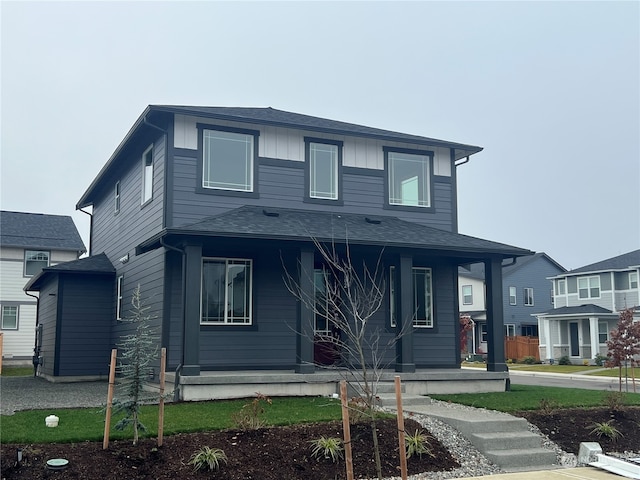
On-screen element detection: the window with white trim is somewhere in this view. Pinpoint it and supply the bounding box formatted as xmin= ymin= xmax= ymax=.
xmin=307 ymin=140 xmax=340 ymax=200
xmin=114 ymin=181 xmax=121 ymax=214
xmin=116 ymin=275 xmax=124 ymax=320
xmin=141 ymin=145 xmax=153 ymax=204
xmin=557 ymin=279 xmax=566 ymax=295
xmin=390 ymin=266 xmax=433 ymax=328
xmin=509 ymin=286 xmax=517 ymax=305
xmin=202 ymin=129 xmax=254 ymax=192
xmin=385 ymin=149 xmax=432 ymax=208
xmin=630 ymin=272 xmax=638 ymax=289
xmin=1 ymin=306 xmax=18 ymax=330
xmin=505 ymin=324 xmax=515 ymax=337
xmin=25 ymin=250 xmax=49 ymax=276
xmin=462 ymin=285 xmax=473 ymax=305
xmin=578 ymin=276 xmax=600 ymax=299
xmin=524 ymin=287 xmax=534 ymax=306
xmin=598 ymin=321 xmax=609 ymax=344
xmin=202 ymin=258 xmax=252 ymax=324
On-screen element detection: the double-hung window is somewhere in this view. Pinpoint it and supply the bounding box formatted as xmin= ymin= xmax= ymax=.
xmin=509 ymin=286 xmax=517 ymax=305
xmin=462 ymin=285 xmax=473 ymax=305
xmin=389 ymin=266 xmax=433 ymax=328
xmin=305 ymin=138 xmax=342 ymax=201
xmin=630 ymin=272 xmax=638 ymax=289
xmin=385 ymin=148 xmax=433 ymax=208
xmin=202 ymin=258 xmax=252 ymax=324
xmin=557 ymin=279 xmax=566 ymax=295
xmin=578 ymin=276 xmax=600 ymax=299
xmin=25 ymin=250 xmax=49 ymax=276
xmin=1 ymin=306 xmax=18 ymax=330
xmin=141 ymin=145 xmax=153 ymax=204
xmin=201 ymin=127 xmax=256 ymax=192
xmin=598 ymin=321 xmax=609 ymax=344
xmin=523 ymin=287 xmax=534 ymax=306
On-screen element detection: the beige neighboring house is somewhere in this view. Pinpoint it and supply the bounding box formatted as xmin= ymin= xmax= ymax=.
xmin=0 ymin=211 xmax=85 ymax=363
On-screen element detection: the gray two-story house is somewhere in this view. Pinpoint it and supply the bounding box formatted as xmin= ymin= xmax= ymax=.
xmin=26 ymin=105 xmax=532 ymax=397
xmin=536 ymin=249 xmax=640 ymax=364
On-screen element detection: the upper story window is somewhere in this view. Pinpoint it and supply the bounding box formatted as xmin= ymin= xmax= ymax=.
xmin=384 ymin=147 xmax=433 ymax=209
xmin=25 ymin=250 xmax=49 ymax=276
xmin=524 ymin=287 xmax=534 ymax=306
xmin=1 ymin=305 xmax=18 ymax=330
xmin=509 ymin=286 xmax=517 ymax=305
xmin=462 ymin=285 xmax=473 ymax=305
xmin=116 ymin=275 xmax=124 ymax=320
xmin=390 ymin=266 xmax=433 ymax=328
xmin=557 ymin=279 xmax=566 ymax=295
xmin=305 ymin=138 xmax=342 ymax=201
xmin=578 ymin=276 xmax=600 ymax=299
xmin=630 ymin=272 xmax=639 ymax=289
xmin=201 ymin=127 xmax=257 ymax=192
xmin=114 ymin=181 xmax=121 ymax=214
xmin=141 ymin=145 xmax=154 ymax=204
xmin=202 ymin=258 xmax=252 ymax=325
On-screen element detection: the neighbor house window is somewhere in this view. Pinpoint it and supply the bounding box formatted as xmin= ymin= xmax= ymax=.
xmin=202 ymin=258 xmax=252 ymax=324
xmin=116 ymin=275 xmax=124 ymax=320
xmin=385 ymin=148 xmax=432 ymax=208
xmin=141 ymin=145 xmax=153 ymax=204
xmin=24 ymin=250 xmax=49 ymax=276
xmin=306 ymin=139 xmax=341 ymax=200
xmin=630 ymin=272 xmax=639 ymax=289
xmin=509 ymin=286 xmax=517 ymax=305
xmin=578 ymin=276 xmax=600 ymax=299
xmin=505 ymin=324 xmax=515 ymax=337
xmin=598 ymin=321 xmax=609 ymax=344
xmin=480 ymin=323 xmax=487 ymax=342
xmin=202 ymin=128 xmax=255 ymax=192
xmin=462 ymin=285 xmax=473 ymax=305
xmin=1 ymin=306 xmax=18 ymax=330
xmin=557 ymin=279 xmax=566 ymax=295
xmin=390 ymin=266 xmax=433 ymax=328
xmin=524 ymin=287 xmax=534 ymax=306
xmin=114 ymin=181 xmax=121 ymax=214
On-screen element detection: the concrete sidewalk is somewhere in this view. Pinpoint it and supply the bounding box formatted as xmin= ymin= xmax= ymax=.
xmin=457 ymin=467 xmax=622 ymax=479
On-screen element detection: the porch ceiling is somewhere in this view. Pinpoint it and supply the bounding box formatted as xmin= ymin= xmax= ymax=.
xmin=137 ymin=206 xmax=532 ymax=262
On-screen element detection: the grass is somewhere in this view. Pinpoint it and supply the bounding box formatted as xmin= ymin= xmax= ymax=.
xmin=587 ymin=367 xmax=640 ymax=378
xmin=431 ymin=384 xmax=640 ymax=412
xmin=0 ymin=396 xmax=343 ymax=444
xmin=0 ymin=366 xmax=33 ymax=377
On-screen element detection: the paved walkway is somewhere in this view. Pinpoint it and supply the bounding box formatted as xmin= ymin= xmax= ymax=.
xmin=458 ymin=468 xmax=622 ymax=479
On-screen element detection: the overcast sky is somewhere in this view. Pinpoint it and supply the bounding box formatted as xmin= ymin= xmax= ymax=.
xmin=1 ymin=1 xmax=638 ymax=271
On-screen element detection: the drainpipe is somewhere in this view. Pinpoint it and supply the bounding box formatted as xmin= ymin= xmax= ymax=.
xmin=77 ymin=207 xmax=93 ymax=256
xmin=160 ymin=237 xmax=186 ymax=402
xmin=25 ymin=291 xmax=41 ymax=377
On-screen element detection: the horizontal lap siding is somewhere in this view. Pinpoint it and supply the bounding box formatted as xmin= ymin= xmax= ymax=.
xmin=37 ymin=279 xmax=58 ymax=377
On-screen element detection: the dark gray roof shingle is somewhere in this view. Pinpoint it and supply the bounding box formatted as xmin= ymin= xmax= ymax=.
xmin=536 ymin=304 xmax=617 ymax=316
xmin=24 ymin=253 xmax=115 ymax=291
xmin=568 ymin=249 xmax=640 ymax=274
xmin=0 ymin=211 xmax=86 ymax=253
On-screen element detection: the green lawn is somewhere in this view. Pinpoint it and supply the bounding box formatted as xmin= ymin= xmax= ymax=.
xmin=0 ymin=366 xmax=33 ymax=377
xmin=0 ymin=396 xmax=343 ymax=444
xmin=431 ymin=384 xmax=640 ymax=412
xmin=586 ymin=367 xmax=640 ymax=378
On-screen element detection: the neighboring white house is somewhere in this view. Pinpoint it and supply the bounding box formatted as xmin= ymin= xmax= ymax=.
xmin=536 ymin=249 xmax=640 ymax=364
xmin=0 ymin=211 xmax=85 ymax=362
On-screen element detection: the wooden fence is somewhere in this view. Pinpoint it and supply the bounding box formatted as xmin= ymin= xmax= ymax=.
xmin=505 ymin=335 xmax=539 ymax=361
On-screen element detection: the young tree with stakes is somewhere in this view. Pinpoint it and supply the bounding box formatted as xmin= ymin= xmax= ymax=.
xmin=606 ymin=307 xmax=640 ymax=392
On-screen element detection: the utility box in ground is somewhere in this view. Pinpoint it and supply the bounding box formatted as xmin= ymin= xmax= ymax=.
xmin=578 ymin=442 xmax=602 ymax=464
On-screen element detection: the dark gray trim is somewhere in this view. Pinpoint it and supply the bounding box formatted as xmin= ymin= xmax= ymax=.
xmin=433 ymin=175 xmax=452 ymax=184
xmin=53 ymin=277 xmax=63 ymax=376
xmin=183 ymin=244 xmax=202 ymax=376
xmin=304 ymin=137 xmax=344 ymax=205
xmin=450 ymin=148 xmax=458 ymax=233
xmin=395 ymin=254 xmax=415 ymax=372
xmin=343 ymin=166 xmax=385 ymax=177
xmin=382 ymin=146 xmax=436 ymax=214
xmin=164 ymin=122 xmax=174 ymax=229
xmin=259 ymin=157 xmax=305 ymax=169
xmin=485 ymin=258 xmax=507 ymax=372
xmin=173 ymin=147 xmax=197 ymax=157
xmin=296 ymin=247 xmax=315 ymax=373
xmin=196 ymin=123 xmax=260 ymax=198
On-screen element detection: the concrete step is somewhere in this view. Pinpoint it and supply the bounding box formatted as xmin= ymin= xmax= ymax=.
xmin=484 ymin=448 xmax=558 ymax=470
xmin=424 ymin=408 xmax=530 ymax=434
xmin=470 ymin=431 xmax=544 ymax=451
xmin=377 ymin=393 xmax=430 ymax=408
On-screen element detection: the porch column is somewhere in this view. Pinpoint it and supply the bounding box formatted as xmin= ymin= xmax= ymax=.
xmin=296 ymin=247 xmax=315 ymax=373
xmin=396 ymin=255 xmax=415 ymax=372
xmin=182 ymin=244 xmax=202 ymax=376
xmin=485 ymin=257 xmax=507 ymax=372
xmin=589 ymin=316 xmax=599 ymax=363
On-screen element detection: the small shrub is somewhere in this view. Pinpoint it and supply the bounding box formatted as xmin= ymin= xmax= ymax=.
xmin=583 ymin=360 xmax=590 ymax=366
xmin=405 ymin=429 xmax=432 ymax=459
xmin=538 ymin=397 xmax=559 ymax=415
xmin=604 ymin=391 xmax=625 ymax=411
xmin=521 ymin=356 xmax=536 ymax=365
xmin=589 ymin=421 xmax=622 ymax=441
xmin=594 ymin=354 xmax=609 ymax=366
xmin=231 ymin=392 xmax=272 ymax=430
xmin=188 ymin=446 xmax=228 ymax=471
xmin=309 ymin=436 xmax=344 ymax=462
xmin=558 ymin=356 xmax=571 ymax=365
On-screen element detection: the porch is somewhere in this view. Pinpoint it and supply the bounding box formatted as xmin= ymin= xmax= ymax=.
xmin=167 ymin=368 xmax=510 ymax=401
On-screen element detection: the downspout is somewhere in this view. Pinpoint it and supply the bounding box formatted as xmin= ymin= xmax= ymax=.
xmin=25 ymin=291 xmax=41 ymax=377
xmin=78 ymin=207 xmax=93 ymax=256
xmin=160 ymin=237 xmax=186 ymax=402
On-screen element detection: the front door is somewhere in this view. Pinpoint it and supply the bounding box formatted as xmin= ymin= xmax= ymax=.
xmin=569 ymin=322 xmax=580 ymax=357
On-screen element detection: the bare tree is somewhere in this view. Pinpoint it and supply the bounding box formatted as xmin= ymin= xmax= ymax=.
xmin=283 ymin=238 xmax=407 ymax=480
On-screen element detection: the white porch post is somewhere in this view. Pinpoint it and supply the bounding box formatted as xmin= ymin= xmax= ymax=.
xmin=589 ymin=316 xmax=599 ymax=363
xmin=543 ymin=316 xmax=553 ymax=362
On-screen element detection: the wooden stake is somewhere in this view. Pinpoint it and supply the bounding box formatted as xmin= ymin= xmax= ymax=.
xmin=395 ymin=376 xmax=408 ymax=480
xmin=103 ymin=348 xmax=117 ymax=450
xmin=340 ymin=380 xmax=354 ymax=480
xmin=158 ymin=348 xmax=166 ymax=447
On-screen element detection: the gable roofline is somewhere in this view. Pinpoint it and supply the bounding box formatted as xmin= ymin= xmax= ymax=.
xmin=503 ymin=252 xmax=566 ymax=277
xmin=0 ymin=210 xmax=86 ymax=253
xmin=24 ymin=253 xmax=115 ymax=292
xmin=547 ymin=249 xmax=640 ymax=280
xmin=77 ymin=105 xmax=484 ymax=209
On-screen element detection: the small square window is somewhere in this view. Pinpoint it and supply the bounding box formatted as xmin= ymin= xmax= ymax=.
xmin=202 ymin=128 xmax=255 ymax=192
xmin=25 ymin=250 xmax=49 ymax=276
xmin=578 ymin=276 xmax=600 ymax=299
xmin=141 ymin=145 xmax=153 ymax=204
xmin=1 ymin=306 xmax=18 ymax=330
xmin=385 ymin=148 xmax=432 ymax=208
